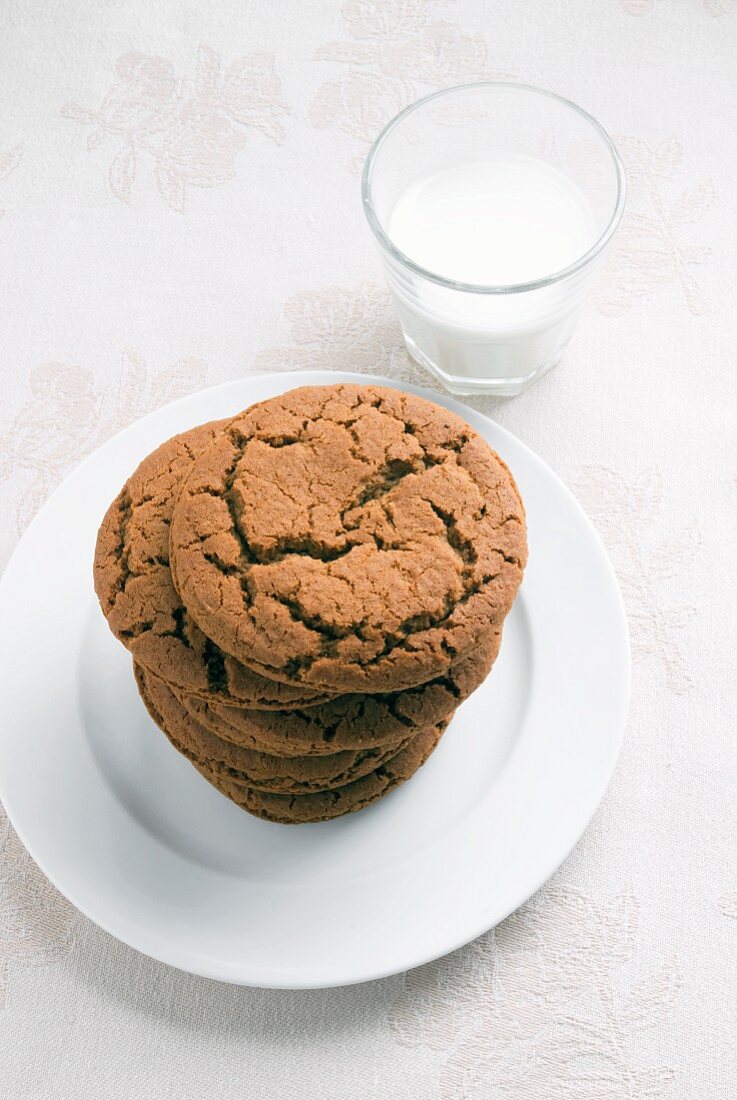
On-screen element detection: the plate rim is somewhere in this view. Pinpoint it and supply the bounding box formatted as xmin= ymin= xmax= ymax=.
xmin=0 ymin=370 xmax=630 ymax=988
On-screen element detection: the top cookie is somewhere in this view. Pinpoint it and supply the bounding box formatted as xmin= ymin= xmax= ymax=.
xmin=170 ymin=385 xmax=527 ymax=693
xmin=93 ymin=421 xmax=332 ymax=708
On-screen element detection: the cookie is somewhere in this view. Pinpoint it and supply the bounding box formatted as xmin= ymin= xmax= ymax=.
xmin=135 ymin=663 xmax=411 ymax=794
xmin=93 ymin=422 xmax=332 ymax=709
xmin=175 ymin=628 xmax=501 ymax=757
xmin=194 ymin=720 xmax=448 ymax=824
xmin=170 ymin=384 xmax=526 ymax=694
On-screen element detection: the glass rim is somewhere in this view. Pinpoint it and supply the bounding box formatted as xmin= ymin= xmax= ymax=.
xmin=361 ymin=81 xmax=627 ymax=296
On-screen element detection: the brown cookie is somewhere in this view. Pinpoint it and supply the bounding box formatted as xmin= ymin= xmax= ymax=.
xmin=194 ymin=720 xmax=449 ymax=824
xmin=174 ymin=628 xmax=501 ymax=757
xmin=170 ymin=384 xmax=527 ymax=694
xmin=93 ymin=422 xmax=332 ymax=709
xmin=135 ymin=663 xmax=410 ymax=795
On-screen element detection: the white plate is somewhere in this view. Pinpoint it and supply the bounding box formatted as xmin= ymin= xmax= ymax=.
xmin=0 ymin=371 xmax=629 ymax=988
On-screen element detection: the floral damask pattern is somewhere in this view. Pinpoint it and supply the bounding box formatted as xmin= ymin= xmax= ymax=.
xmin=0 ymin=804 xmax=75 ymax=1007
xmin=251 ymin=278 xmax=432 ymax=386
xmin=390 ymin=885 xmax=681 ymax=1099
xmin=595 ymin=137 xmax=714 ymax=317
xmin=572 ymin=466 xmax=699 ymax=693
xmin=0 ymin=143 xmax=23 ymax=216
xmin=0 ymin=350 xmax=208 ymax=567
xmin=310 ymin=0 xmax=508 ymax=171
xmin=61 ymin=47 xmax=288 ymax=211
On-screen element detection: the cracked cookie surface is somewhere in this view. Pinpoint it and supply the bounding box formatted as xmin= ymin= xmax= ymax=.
xmin=93 ymin=422 xmax=332 ymax=708
xmin=170 ymin=384 xmax=527 ymax=693
xmin=135 ymin=664 xmax=411 ymax=794
xmin=175 ymin=628 xmax=501 ymax=757
xmin=195 ymin=719 xmax=449 ymax=824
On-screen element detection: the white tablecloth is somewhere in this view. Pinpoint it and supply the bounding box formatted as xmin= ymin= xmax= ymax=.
xmin=1 ymin=1 xmax=735 ymax=1096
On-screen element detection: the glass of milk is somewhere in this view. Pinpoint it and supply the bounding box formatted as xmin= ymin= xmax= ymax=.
xmin=362 ymin=83 xmax=625 ymax=396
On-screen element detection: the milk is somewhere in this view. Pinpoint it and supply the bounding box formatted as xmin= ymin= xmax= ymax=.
xmin=388 ymin=155 xmax=595 ymax=286
xmin=383 ymin=154 xmax=599 ymax=394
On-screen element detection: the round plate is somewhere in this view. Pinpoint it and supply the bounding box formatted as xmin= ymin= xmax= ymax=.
xmin=0 ymin=371 xmax=629 ymax=988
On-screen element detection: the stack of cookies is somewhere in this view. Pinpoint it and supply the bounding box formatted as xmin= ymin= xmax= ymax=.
xmin=94 ymin=384 xmax=527 ymax=823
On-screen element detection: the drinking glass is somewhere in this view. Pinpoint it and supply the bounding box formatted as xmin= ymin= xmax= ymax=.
xmin=362 ymin=83 xmax=626 ymax=396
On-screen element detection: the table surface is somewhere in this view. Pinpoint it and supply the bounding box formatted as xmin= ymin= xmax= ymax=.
xmin=1 ymin=2 xmax=734 ymax=1097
